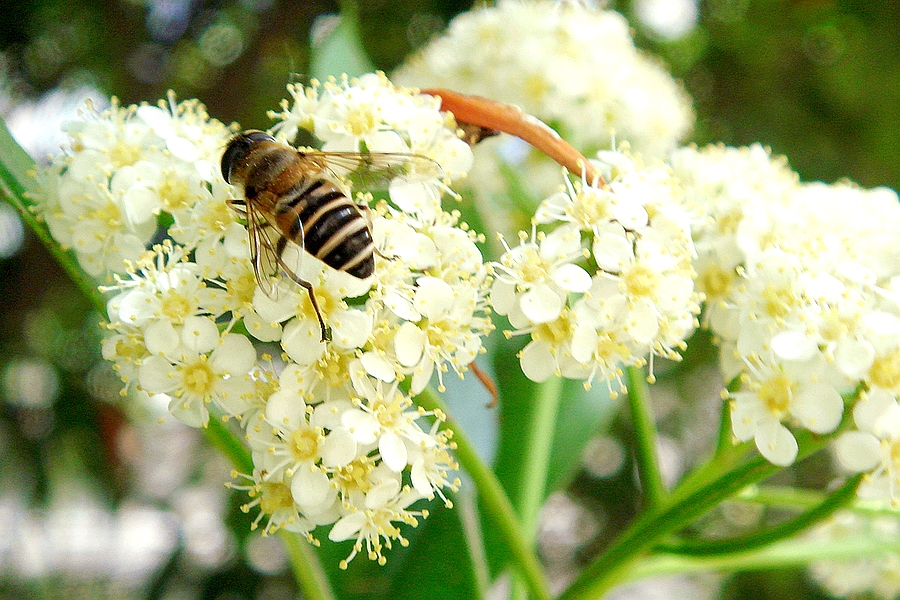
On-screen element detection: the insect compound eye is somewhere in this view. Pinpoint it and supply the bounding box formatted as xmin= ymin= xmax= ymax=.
xmin=221 ymin=130 xmax=277 ymax=183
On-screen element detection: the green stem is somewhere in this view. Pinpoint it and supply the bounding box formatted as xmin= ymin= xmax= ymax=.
xmin=415 ymin=387 xmax=552 ymax=600
xmin=658 ymin=474 xmax=863 ymax=556
xmin=742 ymin=485 xmax=900 ymax=517
xmin=279 ymin=531 xmax=337 ymax=600
xmin=204 ymin=417 xmax=336 ymax=600
xmin=625 ymin=366 xmax=666 ymax=508
xmin=517 ymin=375 xmax=564 ymax=534
xmin=559 ymin=422 xmax=847 ymax=600
xmin=0 ymin=121 xmax=106 ymax=309
xmin=627 ymin=534 xmax=900 ymax=581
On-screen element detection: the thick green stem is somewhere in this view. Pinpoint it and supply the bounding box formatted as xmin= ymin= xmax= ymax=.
xmin=0 ymin=122 xmax=106 ymax=309
xmin=625 ymin=366 xmax=666 ymax=508
xmin=559 ymin=421 xmax=847 ymax=600
xmin=279 ymin=531 xmax=337 ymax=600
xmin=658 ymin=474 xmax=863 ymax=555
xmin=415 ymin=387 xmax=552 ymax=600
xmin=517 ymin=375 xmax=564 ymax=535
xmin=627 ymin=533 xmax=900 ymax=581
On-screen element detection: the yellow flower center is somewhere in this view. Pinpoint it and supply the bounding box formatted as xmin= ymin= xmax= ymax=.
xmin=258 ymin=481 xmax=294 ymax=515
xmin=110 ymin=141 xmax=142 ymax=169
xmin=623 ymin=263 xmax=659 ymax=299
xmin=181 ymin=359 xmax=215 ymax=396
xmin=159 ymin=175 xmax=194 ymax=212
xmin=757 ymin=372 xmax=793 ymax=416
xmin=760 ymin=283 xmax=795 ymax=320
xmin=161 ymin=291 xmax=193 ymax=323
xmin=698 ymin=264 xmax=735 ymax=300
xmin=870 ymin=350 xmax=900 ymax=392
xmin=289 ymin=427 xmax=320 ymax=462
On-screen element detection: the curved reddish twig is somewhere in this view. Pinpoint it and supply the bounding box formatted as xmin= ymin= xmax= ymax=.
xmin=421 ymin=88 xmax=605 ymax=187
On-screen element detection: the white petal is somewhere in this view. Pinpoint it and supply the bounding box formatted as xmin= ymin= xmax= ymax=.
xmin=519 ymin=284 xmax=564 ymax=324
xmin=291 ymin=468 xmax=331 ymax=512
xmin=360 ymin=352 xmax=396 ymax=382
xmin=365 ymin=478 xmax=401 ymax=510
xmin=341 ymin=409 xmax=379 ymax=444
xmin=834 ymin=431 xmax=881 ymax=472
xmin=519 ymin=340 xmax=555 ymax=382
xmin=181 ymin=316 xmax=219 ymax=354
xmin=853 ymin=389 xmax=896 ymax=431
xmin=328 ymin=512 xmax=366 ymax=542
xmin=552 ymin=263 xmax=592 ymax=293
xmin=770 ymin=330 xmax=817 ymax=362
xmin=320 ymin=427 xmax=357 ymax=468
xmin=570 ymin=324 xmax=598 ymax=364
xmin=413 ymin=277 xmax=454 ymax=320
xmin=410 ymin=459 xmax=434 ymax=499
xmin=410 ymin=359 xmax=434 ymax=395
xmin=266 ymin=389 xmax=307 ymax=431
xmin=592 ymin=225 xmax=632 ymax=272
xmin=791 ymin=383 xmax=844 ymax=434
xmin=168 ymin=394 xmax=208 ymax=428
xmin=395 ymin=322 xmax=426 ymax=367
xmin=755 ymin=423 xmax=798 ymax=466
xmin=117 ymin=291 xmax=157 ymax=325
xmin=215 ymin=376 xmax=253 ymax=416
xmin=143 ymin=320 xmax=180 ymax=356
xmin=243 ymin=311 xmax=283 ymax=342
xmin=138 ymin=356 xmax=178 ymax=393
xmin=490 ymin=279 xmax=518 ymax=316
xmin=330 ymin=309 xmax=371 ymax=349
xmin=211 ymin=333 xmax=256 ymax=375
xmin=379 ymin=430 xmax=408 ymax=472
xmin=834 ymin=338 xmax=874 ymax=379
xmin=282 ymin=318 xmax=326 ymax=365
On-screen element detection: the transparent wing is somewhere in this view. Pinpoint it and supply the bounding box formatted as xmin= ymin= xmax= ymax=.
xmin=240 ymin=199 xmax=306 ymax=299
xmin=298 ymin=151 xmax=442 ymax=192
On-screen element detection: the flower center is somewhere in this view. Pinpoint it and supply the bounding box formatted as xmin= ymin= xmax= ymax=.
xmin=698 ymin=264 xmax=735 ymax=300
xmin=760 ymin=283 xmax=796 ymax=320
xmin=333 ymin=457 xmax=375 ymax=495
xmin=289 ymin=427 xmax=320 ymax=462
xmin=161 ymin=291 xmax=193 ymax=323
xmin=110 ymin=141 xmax=142 ymax=169
xmin=570 ymin=189 xmax=611 ymax=227
xmin=228 ymin=270 xmax=258 ymax=306
xmin=869 ymin=350 xmax=900 ymax=392
xmin=258 ymin=481 xmax=295 ymax=515
xmin=181 ymin=359 xmax=215 ymax=396
xmin=623 ymin=263 xmax=659 ymax=299
xmin=758 ymin=373 xmax=793 ymax=416
xmin=159 ymin=174 xmax=193 ymax=212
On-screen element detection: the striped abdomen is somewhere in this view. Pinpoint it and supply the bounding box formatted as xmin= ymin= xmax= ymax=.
xmin=272 ymin=177 xmax=375 ymax=279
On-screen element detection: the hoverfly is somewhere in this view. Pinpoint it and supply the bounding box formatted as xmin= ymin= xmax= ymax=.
xmin=221 ymin=130 xmax=437 ymax=341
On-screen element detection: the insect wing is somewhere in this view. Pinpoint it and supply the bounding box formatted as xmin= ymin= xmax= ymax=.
xmin=242 ymin=199 xmax=301 ymax=298
xmin=302 ymin=151 xmax=441 ymax=192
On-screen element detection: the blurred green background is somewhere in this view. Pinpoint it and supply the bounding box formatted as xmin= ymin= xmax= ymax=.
xmin=1 ymin=0 xmax=896 ymax=598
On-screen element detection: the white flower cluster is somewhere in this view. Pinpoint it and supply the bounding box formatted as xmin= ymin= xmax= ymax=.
xmin=394 ymin=0 xmax=694 ymax=160
xmin=34 ymin=93 xmax=236 ymax=276
xmin=39 ymin=74 xmax=492 ymax=566
xmin=490 ymin=150 xmax=702 ymax=392
xmin=672 ymin=144 xmax=900 ymax=493
xmin=807 ymin=511 xmax=900 ymax=599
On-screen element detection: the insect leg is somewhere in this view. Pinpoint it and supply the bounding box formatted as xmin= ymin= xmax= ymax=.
xmin=293 ymin=276 xmax=330 ymax=343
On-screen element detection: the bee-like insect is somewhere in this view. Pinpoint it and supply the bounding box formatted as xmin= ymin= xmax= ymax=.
xmin=221 ymin=130 xmax=433 ymax=342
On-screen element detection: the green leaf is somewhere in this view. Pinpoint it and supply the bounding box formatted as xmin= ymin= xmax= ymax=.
xmin=481 ymin=335 xmax=620 ymax=575
xmin=310 ymin=1 xmax=376 ymax=82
